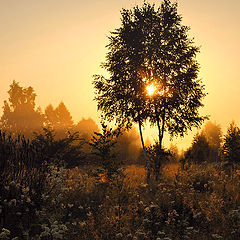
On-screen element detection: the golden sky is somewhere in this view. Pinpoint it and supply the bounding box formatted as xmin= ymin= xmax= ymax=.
xmin=0 ymin=0 xmax=239 ymax=150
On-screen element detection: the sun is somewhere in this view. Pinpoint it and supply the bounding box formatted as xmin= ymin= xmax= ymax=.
xmin=146 ymin=84 xmax=156 ymax=96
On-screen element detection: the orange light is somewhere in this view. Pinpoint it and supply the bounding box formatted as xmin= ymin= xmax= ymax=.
xmin=146 ymin=84 xmax=156 ymax=96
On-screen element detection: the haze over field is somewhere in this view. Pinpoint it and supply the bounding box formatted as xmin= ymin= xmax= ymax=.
xmin=0 ymin=0 xmax=239 ymax=149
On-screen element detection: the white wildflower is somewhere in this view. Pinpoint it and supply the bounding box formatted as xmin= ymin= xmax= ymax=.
xmin=212 ymin=234 xmax=223 ymax=239
xmin=0 ymin=228 xmax=10 ymax=238
xmin=116 ymin=233 xmax=123 ymax=239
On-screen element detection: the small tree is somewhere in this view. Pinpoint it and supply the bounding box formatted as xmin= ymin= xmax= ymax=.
xmin=222 ymin=121 xmax=240 ymax=165
xmin=89 ymin=123 xmax=122 ymax=177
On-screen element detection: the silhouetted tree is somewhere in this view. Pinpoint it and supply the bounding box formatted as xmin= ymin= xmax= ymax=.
xmin=44 ymin=102 xmax=74 ymax=138
xmin=93 ymin=0 xmax=207 ymax=181
xmin=0 ymin=81 xmax=44 ymax=137
xmin=183 ymin=133 xmax=210 ymax=165
xmin=221 ymin=121 xmax=240 ymax=165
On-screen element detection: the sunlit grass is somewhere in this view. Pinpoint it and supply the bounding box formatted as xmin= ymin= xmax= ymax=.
xmin=124 ymin=164 xmax=147 ymax=188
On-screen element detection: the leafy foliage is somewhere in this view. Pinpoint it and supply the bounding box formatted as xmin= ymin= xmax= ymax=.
xmin=201 ymin=121 xmax=222 ymax=149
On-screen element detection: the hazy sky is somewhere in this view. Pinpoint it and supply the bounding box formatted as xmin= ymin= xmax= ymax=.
xmin=0 ymin=0 xmax=239 ymax=149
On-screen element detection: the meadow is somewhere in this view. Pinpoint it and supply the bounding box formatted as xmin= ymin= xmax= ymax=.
xmin=1 ymin=142 xmax=240 ymax=240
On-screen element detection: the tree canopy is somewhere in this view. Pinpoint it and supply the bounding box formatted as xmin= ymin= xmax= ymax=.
xmin=94 ymin=0 xmax=206 ymax=132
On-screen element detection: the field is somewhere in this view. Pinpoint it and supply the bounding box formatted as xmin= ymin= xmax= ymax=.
xmin=2 ymin=161 xmax=240 ymax=240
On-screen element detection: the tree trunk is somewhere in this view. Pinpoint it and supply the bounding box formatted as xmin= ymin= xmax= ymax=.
xmin=138 ymin=119 xmax=151 ymax=182
xmin=155 ymin=105 xmax=166 ymax=181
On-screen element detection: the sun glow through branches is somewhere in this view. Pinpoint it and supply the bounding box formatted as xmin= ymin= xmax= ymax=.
xmin=146 ymin=84 xmax=156 ymax=96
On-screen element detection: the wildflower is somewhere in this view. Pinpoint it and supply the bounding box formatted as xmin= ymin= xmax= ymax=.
xmin=67 ymin=203 xmax=74 ymax=208
xmin=144 ymin=207 xmax=150 ymax=212
xmin=0 ymin=228 xmax=10 ymax=238
xmin=211 ymin=234 xmax=223 ymax=239
xmin=22 ymin=186 xmax=29 ymax=194
xmin=116 ymin=233 xmax=123 ymax=239
xmin=126 ymin=233 xmax=133 ymax=240
xmin=158 ymin=231 xmax=165 ymax=237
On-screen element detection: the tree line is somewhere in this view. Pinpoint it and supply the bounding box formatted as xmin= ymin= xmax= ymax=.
xmin=0 ymin=80 xmax=144 ymax=168
xmin=181 ymin=120 xmax=240 ymax=169
xmin=0 ymin=80 xmax=98 ymax=139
